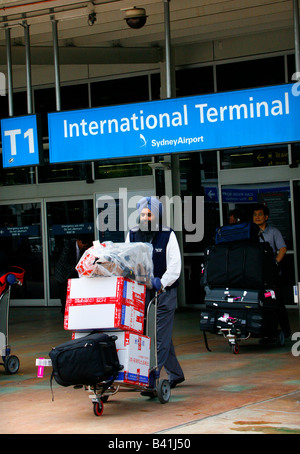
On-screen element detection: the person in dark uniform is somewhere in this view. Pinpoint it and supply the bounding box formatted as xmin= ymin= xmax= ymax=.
xmin=55 ymin=234 xmax=92 ymax=315
xmin=126 ymin=196 xmax=185 ymax=391
xmin=253 ymin=203 xmax=291 ymax=338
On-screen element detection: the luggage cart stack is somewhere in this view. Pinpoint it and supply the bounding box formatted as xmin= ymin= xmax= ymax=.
xmin=68 ymin=276 xmax=170 ymax=416
xmin=36 ymin=242 xmax=170 ymax=416
xmin=0 ymin=267 xmax=25 ymax=373
xmin=199 ymin=222 xmax=284 ymax=354
xmin=89 ymin=279 xmax=170 ymax=416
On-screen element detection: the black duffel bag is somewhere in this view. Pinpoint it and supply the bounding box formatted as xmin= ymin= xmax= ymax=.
xmin=203 ymin=241 xmax=277 ymax=289
xmin=49 ymin=332 xmax=122 ymax=388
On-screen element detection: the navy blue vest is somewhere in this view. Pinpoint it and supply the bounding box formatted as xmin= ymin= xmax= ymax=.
xmin=129 ymin=226 xmax=179 ymax=289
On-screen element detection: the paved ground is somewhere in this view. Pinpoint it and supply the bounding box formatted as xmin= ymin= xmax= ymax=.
xmin=1 ymin=307 xmax=299 ymax=436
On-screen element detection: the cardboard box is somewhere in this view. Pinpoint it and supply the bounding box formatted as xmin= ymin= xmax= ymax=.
xmin=64 ymin=276 xmax=145 ymax=333
xmin=73 ymin=330 xmax=151 ymax=386
xmin=113 ymin=331 xmax=151 ymax=386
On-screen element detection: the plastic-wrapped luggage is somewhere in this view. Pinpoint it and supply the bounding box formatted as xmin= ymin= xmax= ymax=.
xmin=76 ymin=241 xmax=154 ymax=287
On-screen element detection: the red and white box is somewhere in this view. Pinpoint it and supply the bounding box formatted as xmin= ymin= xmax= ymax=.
xmin=74 ymin=330 xmax=151 ymax=386
xmin=106 ymin=331 xmax=151 ymax=386
xmin=64 ymin=276 xmax=145 ymax=334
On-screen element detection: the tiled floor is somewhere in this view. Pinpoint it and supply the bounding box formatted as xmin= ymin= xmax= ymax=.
xmin=1 ymin=306 xmax=299 ymax=434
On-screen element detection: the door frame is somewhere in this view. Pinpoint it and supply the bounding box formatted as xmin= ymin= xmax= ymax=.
xmin=0 ymin=197 xmax=46 ymax=307
xmin=44 ymin=194 xmax=95 ymax=307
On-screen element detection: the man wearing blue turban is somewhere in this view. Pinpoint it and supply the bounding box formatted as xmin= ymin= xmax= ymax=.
xmin=126 ymin=196 xmax=185 ymax=392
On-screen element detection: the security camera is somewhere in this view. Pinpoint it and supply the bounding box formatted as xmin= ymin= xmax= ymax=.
xmin=88 ymin=12 xmax=97 ymax=26
xmin=123 ymin=7 xmax=147 ymax=29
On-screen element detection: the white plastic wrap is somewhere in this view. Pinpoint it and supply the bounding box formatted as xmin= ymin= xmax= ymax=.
xmin=76 ymin=241 xmax=154 ymax=287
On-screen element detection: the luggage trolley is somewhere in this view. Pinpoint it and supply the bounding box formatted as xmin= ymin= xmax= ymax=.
xmin=200 ymin=286 xmax=285 ymax=354
xmin=36 ymin=278 xmax=171 ymax=416
xmin=85 ymin=277 xmax=171 ymax=416
xmin=0 ymin=267 xmax=25 ymax=374
xmin=201 ymin=310 xmax=285 ymax=355
xmin=200 ymin=221 xmax=285 ymax=355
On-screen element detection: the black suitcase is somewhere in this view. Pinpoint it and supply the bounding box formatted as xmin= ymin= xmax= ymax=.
xmin=203 ymin=241 xmax=277 ymax=289
xmin=204 ymin=285 xmax=277 ymax=310
xmin=200 ymin=307 xmax=278 ymax=339
xmin=49 ymin=332 xmax=122 ymax=387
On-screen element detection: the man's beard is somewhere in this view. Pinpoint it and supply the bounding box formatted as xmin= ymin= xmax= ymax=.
xmin=139 ymin=220 xmax=157 ymax=242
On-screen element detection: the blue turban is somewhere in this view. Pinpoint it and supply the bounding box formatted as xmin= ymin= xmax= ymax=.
xmin=136 ymin=197 xmax=163 ymax=221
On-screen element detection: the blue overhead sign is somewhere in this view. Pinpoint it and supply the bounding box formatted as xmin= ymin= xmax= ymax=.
xmin=48 ymin=84 xmax=300 ymax=163
xmin=204 ymin=185 xmax=290 ymax=203
xmin=1 ymin=114 xmax=43 ymax=168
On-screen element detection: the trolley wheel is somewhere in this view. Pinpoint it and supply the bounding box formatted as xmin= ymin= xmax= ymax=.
xmin=231 ymin=344 xmax=239 ymax=354
xmin=93 ymin=400 xmax=104 ymax=416
xmin=157 ymin=379 xmax=171 ymax=404
xmin=4 ymin=355 xmax=20 ymax=374
xmin=277 ymin=330 xmax=285 ymax=346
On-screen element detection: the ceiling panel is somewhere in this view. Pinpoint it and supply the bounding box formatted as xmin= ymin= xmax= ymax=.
xmin=0 ymin=0 xmax=297 ymax=62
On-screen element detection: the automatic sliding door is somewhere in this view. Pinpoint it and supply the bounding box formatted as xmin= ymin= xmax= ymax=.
xmin=46 ymin=199 xmax=94 ymax=304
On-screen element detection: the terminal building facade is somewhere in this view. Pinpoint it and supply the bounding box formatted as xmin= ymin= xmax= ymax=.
xmin=0 ymin=0 xmax=299 ymax=308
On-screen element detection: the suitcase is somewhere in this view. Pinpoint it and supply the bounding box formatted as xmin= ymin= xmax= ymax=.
xmin=203 ymin=241 xmax=277 ymax=289
xmin=200 ymin=306 xmax=278 ymax=339
xmin=204 ymin=285 xmax=277 ymax=310
xmin=49 ymin=332 xmax=122 ymax=387
xmin=215 ymin=222 xmax=260 ymax=245
xmin=200 ymin=309 xmax=259 ymax=337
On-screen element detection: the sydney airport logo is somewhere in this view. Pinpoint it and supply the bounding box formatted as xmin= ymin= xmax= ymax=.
xmin=140 ymin=134 xmax=147 ymax=147
xmin=140 ymin=133 xmax=204 ymax=149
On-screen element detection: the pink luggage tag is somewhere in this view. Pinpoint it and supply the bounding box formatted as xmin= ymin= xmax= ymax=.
xmin=264 ymin=290 xmax=276 ymax=299
xmin=37 ymin=358 xmax=44 ymax=378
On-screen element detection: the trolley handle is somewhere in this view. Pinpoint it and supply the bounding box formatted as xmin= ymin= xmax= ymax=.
xmin=6 ymin=274 xmax=23 ymax=286
xmin=152 ymin=277 xmax=162 ymax=292
xmin=146 ymin=278 xmax=162 ymax=322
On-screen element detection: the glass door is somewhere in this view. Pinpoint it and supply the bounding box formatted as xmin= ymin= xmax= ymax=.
xmin=46 ymin=199 xmax=94 ymax=305
xmin=0 ymin=202 xmax=44 ymax=305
